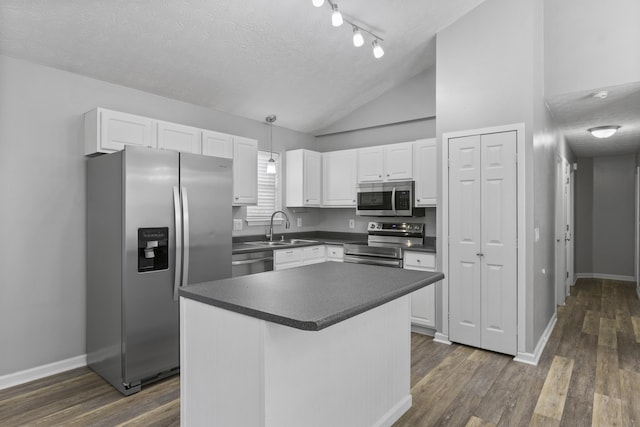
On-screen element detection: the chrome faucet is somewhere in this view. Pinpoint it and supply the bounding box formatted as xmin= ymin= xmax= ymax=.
xmin=267 ymin=210 xmax=290 ymax=241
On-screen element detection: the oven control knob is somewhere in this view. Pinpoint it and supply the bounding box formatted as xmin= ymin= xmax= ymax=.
xmin=369 ymin=223 xmax=376 ymax=230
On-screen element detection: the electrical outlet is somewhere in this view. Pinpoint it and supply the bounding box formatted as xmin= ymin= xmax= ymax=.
xmin=297 ymin=217 xmax=302 ymax=227
xmin=233 ymin=219 xmax=243 ymax=231
xmin=349 ymin=219 xmax=355 ymax=229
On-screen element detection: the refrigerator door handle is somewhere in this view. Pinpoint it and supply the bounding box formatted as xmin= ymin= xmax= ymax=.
xmin=173 ymin=186 xmax=182 ymax=301
xmin=181 ymin=186 xmax=190 ymax=288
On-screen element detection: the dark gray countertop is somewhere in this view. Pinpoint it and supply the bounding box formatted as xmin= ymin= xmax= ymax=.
xmin=179 ymin=262 xmax=444 ymax=331
xmin=231 ymin=232 xmax=436 ymax=255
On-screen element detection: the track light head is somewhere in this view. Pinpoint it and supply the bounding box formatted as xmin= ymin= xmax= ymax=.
xmin=312 ymin=0 xmax=324 ymax=7
xmin=331 ymin=3 xmax=343 ymax=27
xmin=372 ymin=39 xmax=384 ymax=59
xmin=352 ymin=26 xmax=364 ymax=47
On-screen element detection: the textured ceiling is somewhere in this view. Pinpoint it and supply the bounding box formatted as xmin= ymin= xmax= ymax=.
xmin=546 ymin=82 xmax=640 ymax=158
xmin=0 ymin=0 xmax=484 ymax=133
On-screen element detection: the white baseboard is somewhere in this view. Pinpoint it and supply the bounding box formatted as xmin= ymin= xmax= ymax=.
xmin=514 ymin=313 xmax=557 ymax=366
xmin=373 ymin=395 xmax=412 ymax=427
xmin=575 ymin=273 xmax=635 ymax=282
xmin=410 ymin=324 xmax=436 ymax=337
xmin=0 ymin=354 xmax=87 ymax=391
xmin=433 ymin=332 xmax=452 ymax=345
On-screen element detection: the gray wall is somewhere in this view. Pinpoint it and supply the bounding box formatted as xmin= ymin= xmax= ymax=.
xmin=0 ymin=54 xmax=315 ymax=376
xmin=575 ymin=155 xmax=636 ymax=277
xmin=316 ymin=67 xmax=436 ymax=137
xmin=436 ymin=0 xmax=562 ymax=352
xmin=544 ymin=0 xmax=640 ymax=96
xmin=315 ymin=67 xmax=436 ymax=152
xmin=575 ymin=158 xmax=594 ymax=273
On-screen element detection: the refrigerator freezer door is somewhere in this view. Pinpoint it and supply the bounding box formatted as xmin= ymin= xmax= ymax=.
xmin=123 ymin=147 xmax=180 ymax=386
xmin=179 ymin=153 xmax=233 ymax=285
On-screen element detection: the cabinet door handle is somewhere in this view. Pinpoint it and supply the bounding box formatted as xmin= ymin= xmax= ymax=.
xmin=417 ymin=199 xmax=421 ymax=202
xmin=378 ymin=174 xmax=382 ymax=178
xmin=476 ymin=253 xmax=484 ymax=257
xmin=387 ymin=174 xmax=390 ymax=177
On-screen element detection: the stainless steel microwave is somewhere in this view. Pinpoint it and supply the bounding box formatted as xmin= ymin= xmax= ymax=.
xmin=356 ymin=181 xmax=423 ymax=217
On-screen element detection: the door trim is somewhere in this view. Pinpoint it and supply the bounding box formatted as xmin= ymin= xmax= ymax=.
xmin=440 ymin=123 xmax=526 ymax=356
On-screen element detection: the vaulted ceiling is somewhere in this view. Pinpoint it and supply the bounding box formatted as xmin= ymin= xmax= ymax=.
xmin=0 ymin=0 xmax=484 ymax=133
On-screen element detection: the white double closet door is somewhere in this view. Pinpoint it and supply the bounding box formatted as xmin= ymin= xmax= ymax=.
xmin=449 ymin=131 xmax=517 ymax=355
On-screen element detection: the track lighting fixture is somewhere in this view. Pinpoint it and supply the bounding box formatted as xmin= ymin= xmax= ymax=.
xmin=331 ymin=3 xmax=343 ymax=27
xmin=352 ymin=26 xmax=364 ymax=47
xmin=311 ymin=0 xmax=385 ymax=59
xmin=372 ymin=39 xmax=384 ymax=58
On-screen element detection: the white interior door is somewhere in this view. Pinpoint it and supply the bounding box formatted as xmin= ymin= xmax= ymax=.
xmin=479 ymin=132 xmax=517 ymax=355
xmin=449 ymin=135 xmax=482 ymax=348
xmin=555 ymin=158 xmax=567 ymax=306
xmin=449 ymin=131 xmax=517 ymax=355
xmin=564 ymin=161 xmax=573 ymax=296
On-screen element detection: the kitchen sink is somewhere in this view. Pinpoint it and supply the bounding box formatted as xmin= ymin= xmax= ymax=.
xmin=244 ymin=241 xmax=291 ymax=247
xmin=244 ymin=239 xmax=319 ymax=247
xmin=285 ymin=239 xmax=318 ymax=244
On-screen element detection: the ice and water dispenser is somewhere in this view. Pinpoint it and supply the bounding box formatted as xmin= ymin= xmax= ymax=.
xmin=138 ymin=227 xmax=169 ymax=272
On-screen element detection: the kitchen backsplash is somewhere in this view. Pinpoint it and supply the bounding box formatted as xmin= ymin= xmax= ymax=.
xmin=232 ymin=206 xmax=436 ymax=237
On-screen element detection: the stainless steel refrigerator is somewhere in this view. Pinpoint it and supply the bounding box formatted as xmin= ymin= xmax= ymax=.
xmin=86 ymin=145 xmax=232 ymax=395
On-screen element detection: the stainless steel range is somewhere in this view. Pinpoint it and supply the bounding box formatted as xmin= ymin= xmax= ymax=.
xmin=343 ymin=221 xmax=425 ymax=268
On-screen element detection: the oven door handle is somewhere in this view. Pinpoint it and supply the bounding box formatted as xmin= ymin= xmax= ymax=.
xmin=391 ymin=186 xmax=396 ymax=215
xmin=344 ymin=255 xmax=403 ymax=268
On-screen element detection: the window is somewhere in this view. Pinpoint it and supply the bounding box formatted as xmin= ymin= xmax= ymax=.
xmin=246 ymin=151 xmax=282 ymax=224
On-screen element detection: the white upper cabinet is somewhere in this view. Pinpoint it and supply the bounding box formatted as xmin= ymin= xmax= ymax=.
xmin=357 ymin=142 xmax=413 ymax=183
xmin=357 ymin=147 xmax=385 ymax=182
xmin=85 ymin=108 xmax=156 ymax=155
xmin=322 ymin=149 xmax=357 ymax=207
xmin=156 ymin=120 xmax=202 ymax=154
xmin=413 ymin=138 xmax=437 ymax=206
xmin=286 ymin=149 xmax=322 ymax=207
xmin=232 ymin=136 xmax=258 ymax=206
xmin=201 ymin=130 xmax=234 ymax=159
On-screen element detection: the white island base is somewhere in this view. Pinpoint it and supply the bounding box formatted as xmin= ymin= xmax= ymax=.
xmin=180 ymin=296 xmax=412 ymax=427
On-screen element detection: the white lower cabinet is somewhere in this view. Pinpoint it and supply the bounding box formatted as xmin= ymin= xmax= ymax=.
xmin=274 ymin=248 xmax=303 ymax=271
xmin=326 ymin=245 xmax=344 ymax=262
xmin=302 ymin=245 xmax=326 ymax=265
xmin=403 ymin=251 xmax=436 ymax=329
xmin=274 ymin=245 xmax=339 ymax=270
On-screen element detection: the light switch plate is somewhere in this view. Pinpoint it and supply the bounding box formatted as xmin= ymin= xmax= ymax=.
xmin=233 ymin=219 xmax=243 ymax=231
xmin=297 ymin=218 xmax=302 ymax=227
xmin=349 ymin=219 xmax=355 ymax=229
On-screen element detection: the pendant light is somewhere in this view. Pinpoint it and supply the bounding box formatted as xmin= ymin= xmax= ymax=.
xmin=266 ymin=115 xmax=277 ymax=174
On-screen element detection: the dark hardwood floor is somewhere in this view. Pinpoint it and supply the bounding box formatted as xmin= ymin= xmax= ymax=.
xmin=1 ymin=278 xmax=638 ymax=426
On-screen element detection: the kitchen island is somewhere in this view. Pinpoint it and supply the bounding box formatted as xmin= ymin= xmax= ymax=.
xmin=179 ymin=262 xmax=443 ymax=427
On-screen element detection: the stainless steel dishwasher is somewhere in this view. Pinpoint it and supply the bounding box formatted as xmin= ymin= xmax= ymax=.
xmin=232 ymin=251 xmax=274 ymax=277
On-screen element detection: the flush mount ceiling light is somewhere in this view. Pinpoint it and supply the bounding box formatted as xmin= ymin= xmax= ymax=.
xmin=311 ymin=0 xmax=385 ymax=59
xmin=592 ymin=90 xmax=609 ymax=100
xmin=266 ymin=115 xmax=277 ymax=174
xmin=588 ymin=125 xmax=621 ymax=139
